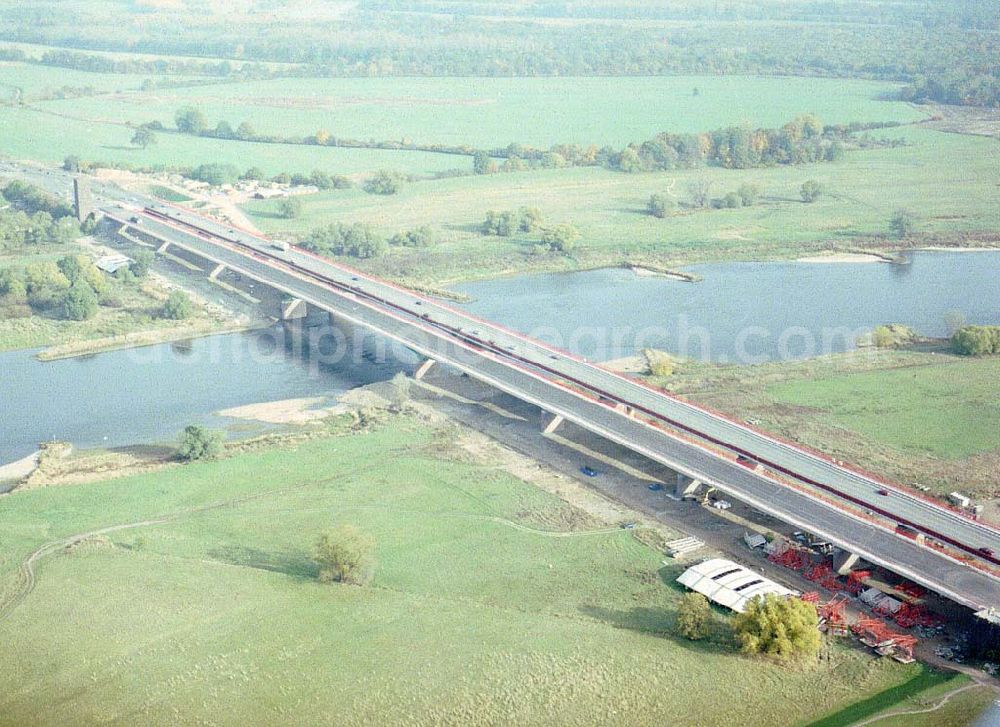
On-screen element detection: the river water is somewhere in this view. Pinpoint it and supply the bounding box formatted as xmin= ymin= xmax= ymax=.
xmin=2 ymin=250 xmax=998 ymax=467
xmin=0 ymin=326 xmax=411 ymax=466
xmin=453 ymin=250 xmax=1000 ymax=364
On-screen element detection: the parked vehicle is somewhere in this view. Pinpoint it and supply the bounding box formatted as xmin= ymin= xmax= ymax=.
xmin=580 ymin=466 xmax=599 ymax=477
xmin=647 ymin=482 xmax=664 ymax=492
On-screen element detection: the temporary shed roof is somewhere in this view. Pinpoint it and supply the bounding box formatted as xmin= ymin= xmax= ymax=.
xmin=676 ymin=558 xmax=796 ymax=613
xmin=95 ymin=254 xmax=133 ymax=274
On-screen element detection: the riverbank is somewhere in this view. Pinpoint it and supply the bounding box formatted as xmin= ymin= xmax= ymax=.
xmin=35 ymin=319 xmax=261 ymax=361
xmin=652 ymin=349 xmax=1000 ymax=517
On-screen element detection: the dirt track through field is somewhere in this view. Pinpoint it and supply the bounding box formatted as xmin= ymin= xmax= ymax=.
xmin=0 ymin=439 xmax=618 ymax=624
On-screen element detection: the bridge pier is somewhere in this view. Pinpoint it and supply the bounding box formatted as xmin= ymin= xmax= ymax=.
xmin=414 ymin=358 xmax=436 ymax=381
xmin=614 ymin=402 xmax=635 ymax=416
xmin=156 ymin=240 xmax=170 ymax=254
xmin=208 ymin=263 xmax=226 ymax=281
xmin=74 ymin=176 xmax=95 ymax=223
xmin=541 ymin=412 xmax=564 ymax=434
xmin=674 ymin=473 xmax=704 ymax=500
xmin=281 ymin=297 xmax=308 ymax=321
xmin=835 ymin=551 xmax=861 ymax=576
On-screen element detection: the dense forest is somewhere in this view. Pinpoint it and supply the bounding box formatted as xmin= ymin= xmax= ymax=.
xmin=0 ymin=1 xmax=995 ymax=105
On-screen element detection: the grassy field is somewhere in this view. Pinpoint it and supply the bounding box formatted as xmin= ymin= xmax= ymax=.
xmin=0 ymin=61 xmax=201 ymax=101
xmin=36 ymin=74 xmax=921 ymax=149
xmin=0 ymin=104 xmax=468 ymax=176
xmin=767 ymin=356 xmax=1000 ymax=460
xmin=244 ymin=124 xmax=1000 ymax=284
xmin=0 ymin=416 xmax=944 ymax=726
xmin=660 ymin=350 xmax=1000 ymax=498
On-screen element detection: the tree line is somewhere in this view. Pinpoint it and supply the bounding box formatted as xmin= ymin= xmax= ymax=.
xmin=3 ymin=0 xmax=995 ymax=109
xmin=298 ymin=223 xmax=436 ymax=260
xmin=165 ymin=106 xmax=902 ymax=180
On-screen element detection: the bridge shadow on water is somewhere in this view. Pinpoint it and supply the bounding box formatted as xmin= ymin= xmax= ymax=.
xmin=207 ymin=545 xmax=319 ymax=581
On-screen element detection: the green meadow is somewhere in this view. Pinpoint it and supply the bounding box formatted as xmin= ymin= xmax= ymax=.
xmin=34 ymin=74 xmax=921 ymax=148
xmin=0 ymin=417 xmax=936 ymax=726
xmin=767 ymin=355 xmax=1000 ymax=460
xmin=245 ymin=125 xmax=1000 ymax=284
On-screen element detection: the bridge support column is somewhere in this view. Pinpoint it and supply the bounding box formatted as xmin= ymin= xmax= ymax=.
xmin=281 ymin=297 xmax=308 ymax=321
xmin=614 ymin=402 xmax=635 ymax=416
xmin=674 ymin=473 xmax=703 ymax=500
xmin=413 ymin=358 xmax=436 ymax=381
xmin=156 ymin=240 xmax=170 ymax=254
xmin=541 ymin=413 xmax=564 ymax=435
xmin=74 ymin=176 xmax=94 ymax=222
xmin=208 ymin=263 xmax=226 ymax=281
xmin=835 ymin=551 xmax=860 ymax=576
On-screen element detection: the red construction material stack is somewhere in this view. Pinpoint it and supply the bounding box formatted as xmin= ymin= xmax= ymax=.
xmin=846 ymin=570 xmax=871 ymax=595
xmin=819 ymin=594 xmax=850 ymax=636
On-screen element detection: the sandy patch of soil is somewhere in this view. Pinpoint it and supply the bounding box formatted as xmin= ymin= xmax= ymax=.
xmin=601 ymin=355 xmax=647 ymax=374
xmin=796 ymin=252 xmax=886 ymax=263
xmin=218 ymin=397 xmax=347 ymax=424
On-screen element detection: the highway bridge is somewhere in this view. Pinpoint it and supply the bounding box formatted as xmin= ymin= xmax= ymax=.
xmin=92 ymin=196 xmax=999 ymax=612
xmin=1 ymin=162 xmax=996 ymax=611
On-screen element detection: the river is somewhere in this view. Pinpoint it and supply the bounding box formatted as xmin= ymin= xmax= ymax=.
xmin=0 ymin=325 xmax=411 ymax=466
xmin=453 ymin=250 xmax=1000 ymax=364
xmin=2 ymin=250 xmax=998 ymax=468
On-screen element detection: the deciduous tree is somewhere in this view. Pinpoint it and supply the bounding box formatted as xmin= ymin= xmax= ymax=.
xmin=676 ymin=592 xmax=711 ymax=640
xmin=313 ymin=525 xmax=376 ymax=585
xmin=732 ymin=594 xmax=820 ymax=662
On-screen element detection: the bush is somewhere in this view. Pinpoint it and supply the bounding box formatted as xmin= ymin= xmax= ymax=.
xmin=647 ymin=193 xmax=676 ymax=218
xmin=277 ymin=197 xmax=303 ymax=219
xmin=188 ymin=163 xmax=240 ymax=186
xmin=129 ymin=249 xmax=154 ymax=278
xmin=872 ymin=323 xmax=917 ymax=349
xmin=389 ymin=225 xmax=436 ymax=247
xmin=952 ymin=326 xmax=1000 ymax=356
xmin=737 ymin=183 xmax=763 ymax=206
xmin=364 ymin=170 xmax=404 ymax=195
xmin=482 ymin=207 xmax=544 ymax=236
xmin=313 ymin=525 xmax=376 ymax=585
xmin=177 ymin=424 xmax=223 ymax=461
xmin=161 ymin=290 xmax=193 ymax=320
xmin=732 ymin=594 xmax=820 ymax=662
xmin=676 ymin=592 xmax=711 ymax=640
xmin=519 ymin=207 xmax=542 ymax=232
xmin=800 ymin=180 xmax=823 ymax=203
xmin=302 ymin=222 xmax=386 ymax=259
xmin=541 ymin=224 xmax=580 ymax=253
xmin=175 ymin=106 xmax=208 ymax=134
xmin=59 ymin=279 xmax=98 ymax=320
xmin=890 ymin=208 xmax=917 ymax=238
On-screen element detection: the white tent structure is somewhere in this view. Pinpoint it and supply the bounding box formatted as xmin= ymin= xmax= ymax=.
xmin=676 ymin=558 xmax=796 ymax=613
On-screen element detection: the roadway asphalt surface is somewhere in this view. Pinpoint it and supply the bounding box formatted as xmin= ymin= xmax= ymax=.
xmin=103 ymin=204 xmax=1000 ymax=610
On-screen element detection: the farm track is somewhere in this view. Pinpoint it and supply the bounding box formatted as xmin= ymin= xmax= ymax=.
xmin=853 ymin=682 xmax=998 ymax=726
xmin=0 ymin=450 xmax=402 ymax=624
xmin=0 ymin=441 xmax=611 ymax=623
